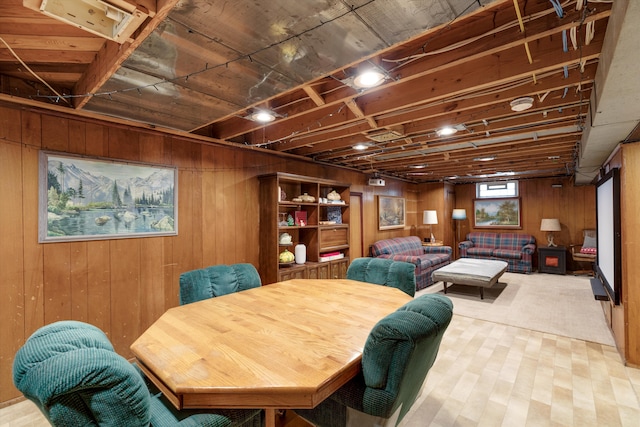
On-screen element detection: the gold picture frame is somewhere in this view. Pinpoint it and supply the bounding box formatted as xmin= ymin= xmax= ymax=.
xmin=473 ymin=197 xmax=521 ymax=229
xmin=39 ymin=151 xmax=178 ymax=242
xmin=378 ymin=196 xmax=406 ymax=230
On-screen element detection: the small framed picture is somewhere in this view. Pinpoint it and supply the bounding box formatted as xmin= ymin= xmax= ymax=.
xmin=378 ymin=196 xmax=405 ymax=230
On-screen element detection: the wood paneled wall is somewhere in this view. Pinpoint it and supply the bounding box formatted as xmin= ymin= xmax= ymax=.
xmin=0 ymin=102 xmax=417 ymax=404
xmin=0 ymin=100 xmax=605 ymax=405
xmin=607 ymin=143 xmax=640 ymax=367
xmin=449 ymin=178 xmax=595 ymax=256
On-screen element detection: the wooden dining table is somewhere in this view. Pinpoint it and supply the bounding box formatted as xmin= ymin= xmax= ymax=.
xmin=130 ymin=278 xmax=413 ymax=427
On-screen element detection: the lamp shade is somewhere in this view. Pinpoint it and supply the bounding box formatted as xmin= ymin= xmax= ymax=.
xmin=423 ymin=210 xmax=438 ymax=225
xmin=540 ymin=218 xmax=561 ymax=232
xmin=452 ymin=209 xmax=467 ymax=220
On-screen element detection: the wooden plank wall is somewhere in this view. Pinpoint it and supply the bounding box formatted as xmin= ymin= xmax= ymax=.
xmin=0 ymin=100 xmax=603 ymax=404
xmin=450 ymin=178 xmax=596 ymax=259
xmin=610 ymin=143 xmax=640 ymax=367
xmin=0 ymin=102 xmax=419 ymax=404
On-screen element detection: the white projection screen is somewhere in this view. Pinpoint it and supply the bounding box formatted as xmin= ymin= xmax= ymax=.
xmin=595 ymin=168 xmax=621 ymax=305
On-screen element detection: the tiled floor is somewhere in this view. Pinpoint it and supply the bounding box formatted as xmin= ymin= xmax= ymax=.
xmin=402 ymin=315 xmax=640 ymax=427
xmin=2 ymin=315 xmax=639 ymax=427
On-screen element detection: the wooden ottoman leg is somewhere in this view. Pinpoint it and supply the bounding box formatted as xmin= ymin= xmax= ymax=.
xmin=480 ymin=287 xmax=484 ymax=299
xmin=443 ymin=282 xmax=448 ymax=294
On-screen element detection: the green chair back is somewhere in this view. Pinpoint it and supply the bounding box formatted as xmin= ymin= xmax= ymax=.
xmin=13 ymin=320 xmax=262 ymax=427
xmin=347 ymin=257 xmax=416 ymax=296
xmin=180 ymin=263 xmax=261 ymax=305
xmin=295 ymin=294 xmax=453 ymax=427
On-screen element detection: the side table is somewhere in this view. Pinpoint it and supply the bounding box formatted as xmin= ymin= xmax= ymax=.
xmin=422 ymin=240 xmax=443 ymax=247
xmin=538 ymin=246 xmax=566 ymax=274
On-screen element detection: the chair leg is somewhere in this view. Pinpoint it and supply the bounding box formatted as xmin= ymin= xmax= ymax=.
xmin=573 ymin=269 xmax=594 ymax=276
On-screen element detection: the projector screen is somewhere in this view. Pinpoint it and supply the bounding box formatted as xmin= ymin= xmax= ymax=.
xmin=595 ymin=168 xmax=621 ymax=305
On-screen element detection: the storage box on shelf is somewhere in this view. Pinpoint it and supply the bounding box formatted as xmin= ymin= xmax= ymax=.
xmin=259 ymin=173 xmax=350 ymax=284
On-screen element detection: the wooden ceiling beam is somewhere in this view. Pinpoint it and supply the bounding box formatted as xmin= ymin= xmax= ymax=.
xmin=303 ymin=85 xmax=326 ymax=106
xmin=201 ymin=2 xmax=609 ymax=144
xmin=292 ymin=86 xmax=590 ymax=158
xmin=73 ymin=0 xmax=175 ymax=109
xmin=253 ymin=33 xmax=603 ymax=151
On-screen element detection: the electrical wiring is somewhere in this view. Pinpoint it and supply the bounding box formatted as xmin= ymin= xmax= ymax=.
xmin=0 ymin=36 xmax=70 ymax=105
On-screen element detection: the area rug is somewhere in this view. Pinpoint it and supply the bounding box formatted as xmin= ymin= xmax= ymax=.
xmin=418 ymin=271 xmax=616 ymax=346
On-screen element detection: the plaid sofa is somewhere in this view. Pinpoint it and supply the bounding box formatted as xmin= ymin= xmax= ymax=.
xmin=371 ymin=236 xmax=452 ymax=290
xmin=459 ymin=232 xmax=536 ymax=273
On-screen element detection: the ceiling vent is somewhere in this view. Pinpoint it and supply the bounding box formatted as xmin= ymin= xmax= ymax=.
xmin=366 ymin=129 xmax=404 ymax=142
xmin=33 ymin=0 xmax=147 ymax=43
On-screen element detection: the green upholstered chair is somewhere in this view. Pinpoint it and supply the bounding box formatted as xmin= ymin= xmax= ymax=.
xmin=180 ymin=263 xmax=262 ymax=305
xmin=13 ymin=320 xmax=263 ymax=427
xmin=346 ymin=257 xmax=417 ymax=297
xmin=294 ymin=294 xmax=453 ymax=427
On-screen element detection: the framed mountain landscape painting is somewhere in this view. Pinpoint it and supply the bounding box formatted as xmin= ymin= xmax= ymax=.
xmin=39 ymin=151 xmax=178 ymax=242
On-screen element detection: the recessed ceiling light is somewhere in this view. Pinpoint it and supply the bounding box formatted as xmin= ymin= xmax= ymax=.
xmin=409 ymin=164 xmax=427 ymax=169
xmin=510 ymin=97 xmax=534 ymax=112
xmin=436 ymin=126 xmax=458 ymax=137
xmin=352 ymin=143 xmax=370 ymax=150
xmin=353 ymin=69 xmax=385 ymax=88
xmin=249 ymin=110 xmax=276 ymax=123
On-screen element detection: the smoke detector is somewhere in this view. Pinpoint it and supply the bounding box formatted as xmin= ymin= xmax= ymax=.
xmin=510 ymin=97 xmax=534 ymax=112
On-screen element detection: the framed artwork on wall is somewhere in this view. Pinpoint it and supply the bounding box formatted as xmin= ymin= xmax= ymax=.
xmin=473 ymin=197 xmax=521 ymax=228
xmin=378 ymin=196 xmax=406 ymax=230
xmin=39 ymin=151 xmax=178 ymax=243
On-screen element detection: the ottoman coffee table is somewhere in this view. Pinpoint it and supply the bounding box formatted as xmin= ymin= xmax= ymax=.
xmin=432 ymin=258 xmax=508 ymax=299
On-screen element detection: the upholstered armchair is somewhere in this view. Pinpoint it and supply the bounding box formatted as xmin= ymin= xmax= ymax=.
xmin=13 ymin=320 xmax=263 ymax=427
xmin=180 ymin=263 xmax=262 ymax=305
xmin=295 ymin=294 xmax=453 ymax=427
xmin=346 ymin=257 xmax=417 ymax=297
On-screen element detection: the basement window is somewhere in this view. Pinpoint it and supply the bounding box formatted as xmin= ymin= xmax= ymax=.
xmin=476 ymin=181 xmax=518 ymax=198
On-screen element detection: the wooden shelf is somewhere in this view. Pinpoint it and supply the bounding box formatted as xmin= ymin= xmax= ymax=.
xmin=259 ymin=173 xmax=351 ymax=284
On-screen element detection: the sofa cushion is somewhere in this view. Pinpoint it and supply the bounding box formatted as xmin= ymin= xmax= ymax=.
xmin=416 ymin=253 xmax=451 ymax=268
xmin=468 ymin=247 xmax=494 ymax=258
xmin=371 ymin=237 xmax=423 ymax=257
xmin=497 ymin=233 xmax=535 ymax=250
xmin=492 ymin=248 xmax=522 ymax=259
xmin=467 ymin=232 xmax=499 ymax=248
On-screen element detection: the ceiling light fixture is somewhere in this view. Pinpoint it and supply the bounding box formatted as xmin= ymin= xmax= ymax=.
xmin=436 ymin=126 xmax=458 ymax=137
xmin=352 ymin=143 xmax=370 ymax=150
xmin=353 ymin=69 xmax=385 ymax=88
xmin=248 ymin=110 xmax=277 ymax=123
xmin=510 ymin=97 xmax=534 ymax=112
xmin=473 ymin=156 xmax=496 ymax=161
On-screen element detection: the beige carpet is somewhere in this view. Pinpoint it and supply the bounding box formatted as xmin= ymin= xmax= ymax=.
xmin=418 ymin=271 xmax=616 ymax=346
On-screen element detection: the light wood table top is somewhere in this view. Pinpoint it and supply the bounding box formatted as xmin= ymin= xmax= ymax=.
xmin=130 ymin=279 xmax=412 ymax=427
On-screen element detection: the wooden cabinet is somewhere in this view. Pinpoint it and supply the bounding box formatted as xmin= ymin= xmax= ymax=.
xmin=259 ymin=173 xmax=350 ymax=284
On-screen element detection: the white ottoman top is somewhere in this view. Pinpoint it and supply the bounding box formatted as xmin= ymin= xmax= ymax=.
xmin=432 ymin=258 xmax=508 ymax=287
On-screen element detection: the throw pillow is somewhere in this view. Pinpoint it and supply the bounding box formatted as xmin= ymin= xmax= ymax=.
xmin=582 ymin=234 xmax=597 ymax=249
xmin=580 ymin=247 xmax=597 ymax=255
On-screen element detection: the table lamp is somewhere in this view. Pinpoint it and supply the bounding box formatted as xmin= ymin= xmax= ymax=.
xmin=540 ymin=218 xmax=561 ymax=247
xmin=423 ymin=210 xmax=438 ymax=242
